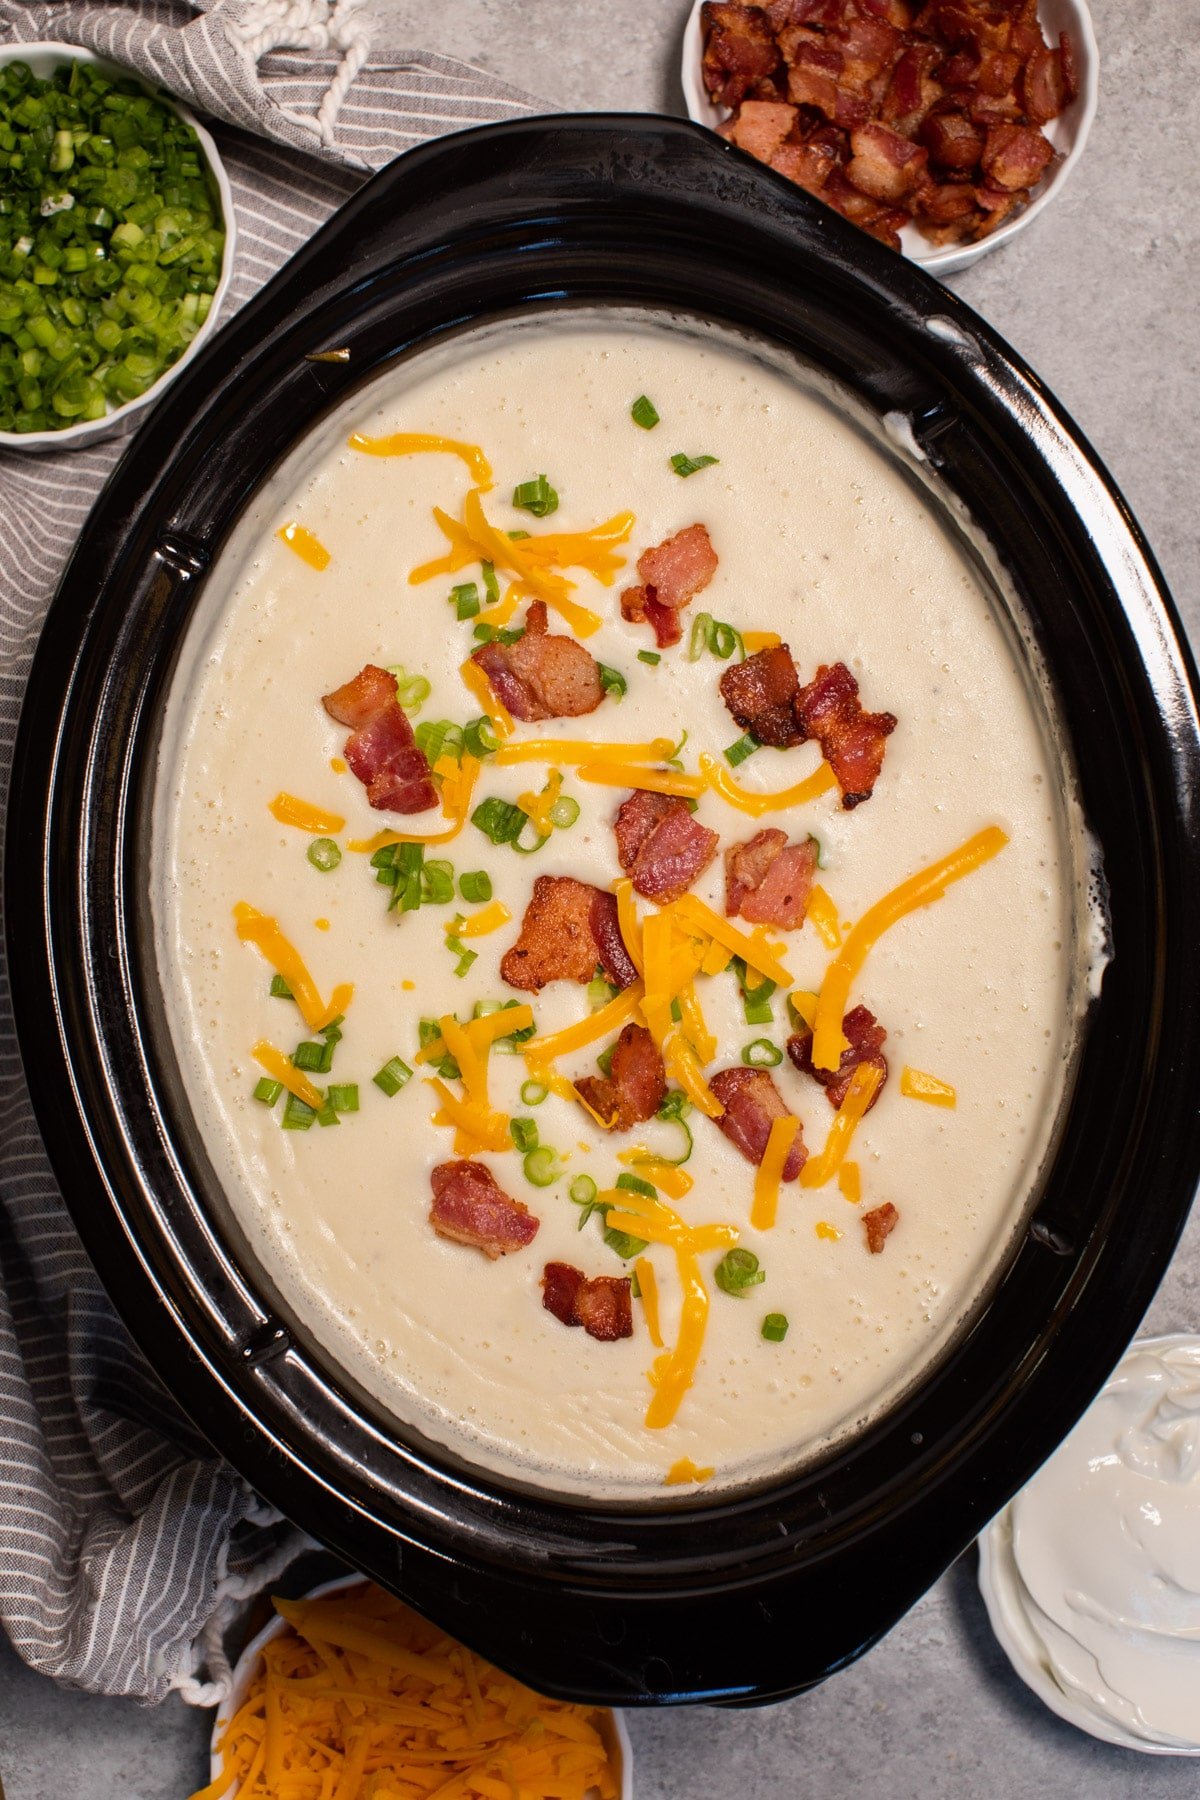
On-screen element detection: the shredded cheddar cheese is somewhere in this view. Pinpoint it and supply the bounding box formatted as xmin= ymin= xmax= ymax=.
xmin=741 ymin=630 xmax=781 ymax=653
xmin=426 ymin=1074 xmax=509 ymax=1155
xmin=811 ymin=826 xmax=1009 ymax=1071
xmin=750 ymin=1114 xmax=801 ymax=1231
xmin=701 ymin=750 xmax=837 ymax=818
xmin=234 ymin=903 xmax=352 ymax=1032
xmin=195 ymin=1582 xmax=619 ymax=1800
xmin=517 ymin=769 xmax=563 ymax=836
xmin=577 ymin=763 xmax=707 ymax=799
xmin=276 ymin=521 xmax=330 ymax=569
xmin=475 ymin=583 xmax=521 ymax=627
xmin=451 ymin=899 xmax=512 ymax=938
xmin=800 ymin=1062 xmax=882 ymax=1188
xmin=267 ymin=791 xmax=346 ymax=834
xmin=619 ymin=1149 xmax=694 ymax=1199
xmin=815 ymin=1221 xmax=843 ymax=1241
xmin=411 ymin=488 xmax=611 ymax=637
xmin=806 ymin=883 xmax=842 ymax=949
xmin=901 ymin=1066 xmax=958 ymax=1107
xmin=329 ymin=756 xmax=347 ymax=774
xmin=510 ymin=514 xmax=635 ymax=586
xmin=838 ymin=1160 xmax=862 ymax=1204
xmin=523 ymin=982 xmax=644 ymax=1062
xmin=612 ymin=878 xmax=645 ymax=974
xmin=665 ymin=1458 xmax=715 ymax=1485
xmin=496 ymin=737 xmax=676 ymax=767
xmin=459 ymin=658 xmax=514 ymax=740
xmin=251 ymin=1041 xmax=322 ymax=1112
xmin=346 ymin=753 xmax=482 ymax=851
xmin=635 ymin=1257 xmax=664 ymax=1348
xmin=669 ymin=894 xmax=794 ymax=988
xmin=677 ymin=980 xmax=717 ymax=1065
xmin=346 ymin=430 xmax=494 ymax=488
xmin=664 ymin=1031 xmax=725 ymax=1117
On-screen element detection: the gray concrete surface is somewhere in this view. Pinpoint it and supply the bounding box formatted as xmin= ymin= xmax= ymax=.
xmin=2 ymin=0 xmax=1198 ymax=1794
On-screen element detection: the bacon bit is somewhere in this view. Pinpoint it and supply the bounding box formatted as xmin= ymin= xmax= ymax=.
xmin=719 ymin=643 xmax=804 ymax=748
xmin=429 ymin=1161 xmax=539 ymax=1259
xmin=322 ymin=664 xmax=438 ymax=814
xmin=788 ymin=1003 xmax=889 ymax=1109
xmin=620 ymin=524 xmax=718 ymax=648
xmin=702 ymin=0 xmax=1076 ymax=247
xmin=863 ymin=1200 xmax=900 ymax=1253
xmin=470 ymin=600 xmax=603 ymax=722
xmin=708 ymin=1067 xmax=808 ymax=1179
xmin=613 ymin=791 xmax=720 ymax=904
xmin=541 ymin=1263 xmax=634 ymax=1340
xmin=724 ymin=828 xmax=818 ymax=930
xmin=794 ymin=661 xmax=896 ymax=809
xmin=501 ymin=875 xmax=613 ymax=993
xmin=589 ymin=890 xmax=640 ymax=990
xmin=575 ymin=1024 xmax=667 ymax=1131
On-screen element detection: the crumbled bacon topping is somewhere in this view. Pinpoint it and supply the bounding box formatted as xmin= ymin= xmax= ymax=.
xmin=719 ymin=647 xmax=895 ymax=807
xmin=621 ymin=524 xmax=718 ymax=648
xmin=501 ymin=875 xmax=633 ymax=994
xmin=542 ymin=1263 xmax=634 ymax=1341
xmin=613 ymin=790 xmax=720 ymax=903
xmin=725 ymin=828 xmax=819 ymax=930
xmin=701 ymin=0 xmax=1072 ymax=249
xmin=788 ymin=1003 xmax=889 ymax=1108
xmin=322 ymin=663 xmax=438 ymax=814
xmin=471 ymin=600 xmax=604 ymax=721
xmin=708 ymin=1067 xmax=808 ymax=1178
xmin=575 ymin=1024 xmax=667 ymax=1131
xmin=863 ymin=1200 xmax=900 ymax=1253
xmin=429 ymin=1161 xmax=539 ymax=1259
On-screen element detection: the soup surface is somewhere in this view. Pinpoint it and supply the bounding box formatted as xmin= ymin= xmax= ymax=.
xmin=153 ymin=314 xmax=1086 ymax=1497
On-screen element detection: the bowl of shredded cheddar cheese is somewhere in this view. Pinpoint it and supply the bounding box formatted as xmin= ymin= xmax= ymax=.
xmin=197 ymin=1575 xmax=633 ymax=1800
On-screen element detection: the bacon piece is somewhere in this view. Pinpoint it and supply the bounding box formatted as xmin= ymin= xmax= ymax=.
xmin=613 ymin=791 xmax=719 ymax=904
xmin=980 ymin=121 xmax=1053 ymax=189
xmin=322 ymin=663 xmax=438 ymax=814
xmin=719 ymin=643 xmax=804 ymax=748
xmin=786 ymin=62 xmax=842 ymax=119
xmin=916 ymin=180 xmax=981 ymax=227
xmin=501 ymin=876 xmax=606 ymax=993
xmin=575 ymin=1024 xmax=667 ymax=1131
xmin=430 ymin=1161 xmax=539 ymax=1259
xmin=794 ymin=661 xmax=896 ymax=808
xmin=787 ymin=1003 xmax=889 ymax=1109
xmin=834 ymin=15 xmax=902 ymax=84
xmin=864 ymin=1201 xmax=900 ymax=1253
xmin=702 ymin=1 xmax=781 ymax=107
xmin=975 ymin=47 xmax=1021 ymax=97
xmin=621 ymin=586 xmax=683 ymax=649
xmin=709 ymin=1068 xmax=808 ymax=1179
xmin=1059 ymin=30 xmax=1078 ymax=105
xmin=621 ymin=524 xmax=717 ymax=648
xmin=725 ymin=829 xmax=818 ymax=930
xmin=1019 ymin=39 xmax=1062 ymax=122
xmin=919 ymin=108 xmax=984 ymax=173
xmin=589 ymin=890 xmax=640 ymax=991
xmin=729 ymin=98 xmax=799 ymax=161
xmin=881 ymin=45 xmax=942 ymax=130
xmin=846 ymin=122 xmax=929 ymax=202
xmin=934 ymin=3 xmax=1011 ymax=53
xmin=471 ymin=601 xmax=603 ymax=722
xmin=542 ymin=1263 xmax=634 ymax=1341
xmin=769 ymin=138 xmax=840 ymax=193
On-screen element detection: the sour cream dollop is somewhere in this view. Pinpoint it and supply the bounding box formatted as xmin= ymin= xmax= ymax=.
xmin=980 ymin=1334 xmax=1200 ymax=1753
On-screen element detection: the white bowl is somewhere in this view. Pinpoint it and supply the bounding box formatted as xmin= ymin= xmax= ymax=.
xmin=680 ymin=0 xmax=1097 ymax=275
xmin=210 ymin=1574 xmax=635 ymax=1799
xmin=977 ymin=1332 xmax=1200 ymax=1757
xmin=0 ymin=41 xmax=235 ymax=452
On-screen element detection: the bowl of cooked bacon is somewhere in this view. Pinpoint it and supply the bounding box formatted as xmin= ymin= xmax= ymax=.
xmin=682 ymin=0 xmax=1098 ymax=271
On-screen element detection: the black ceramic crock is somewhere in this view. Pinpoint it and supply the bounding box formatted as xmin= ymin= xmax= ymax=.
xmin=7 ymin=117 xmax=1200 ymax=1707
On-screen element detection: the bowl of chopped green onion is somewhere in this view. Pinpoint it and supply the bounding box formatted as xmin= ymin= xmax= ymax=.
xmin=0 ymin=43 xmax=234 ymax=449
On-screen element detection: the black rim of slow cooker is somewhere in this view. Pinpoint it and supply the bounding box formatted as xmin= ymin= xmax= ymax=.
xmin=7 ymin=116 xmax=1200 ymax=1706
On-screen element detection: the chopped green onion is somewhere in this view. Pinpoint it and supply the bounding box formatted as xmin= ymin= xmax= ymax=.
xmin=603 ymin=1222 xmax=648 ymax=1259
xmin=715 ymin=1248 xmax=765 ymax=1297
xmin=520 ymin=1079 xmax=549 ymax=1106
xmin=570 ymin=1173 xmax=598 ymax=1211
xmin=316 ymin=1097 xmax=341 ymax=1127
xmin=688 ymin=612 xmax=743 ymax=662
xmin=616 ymin=1171 xmax=657 ymax=1200
xmin=523 ymin=1145 xmax=561 ymax=1187
xmin=598 ymin=663 xmax=627 ymax=700
xmin=373 ymin=1056 xmax=412 ymax=1097
xmin=445 ymin=933 xmax=477 ymax=977
xmin=724 ymin=732 xmax=761 ymax=767
xmin=307 ymin=836 xmax=341 ymax=872
xmin=487 ymin=999 xmax=537 ymax=1052
xmin=389 ymin=841 xmax=424 ymax=914
xmin=629 ymin=1268 xmax=642 ymax=1300
xmin=630 ymin=394 xmax=660 ymax=430
xmin=549 ymin=795 xmax=580 ymax=829
xmin=762 ymin=1313 xmax=789 ymax=1342
xmin=510 ymin=1117 xmax=539 ymax=1153
xmin=512 ymin=474 xmax=558 ymax=518
xmin=637 ymin=650 xmax=661 ymax=666
xmin=595 ymin=1044 xmax=615 ymax=1078
xmin=293 ymin=1038 xmax=334 ymax=1074
xmin=269 ymin=974 xmax=293 ymax=999
xmin=666 ymin=730 xmax=688 ymax=771
xmin=463 ymin=716 xmax=500 ymax=759
xmin=450 ymin=581 xmax=480 ymax=620
xmin=481 ymin=560 xmax=499 ymax=604
xmin=397 ymin=673 xmax=431 ymax=714
xmin=732 ymin=956 xmax=776 ymax=1025
xmin=670 ymin=453 xmax=719 ymax=478
xmin=507 ymin=529 xmax=530 ymax=541
xmin=252 ymin=1077 xmax=282 ymax=1105
xmin=670 ymin=997 xmax=683 ymax=1023
xmin=459 ymin=869 xmax=492 ymax=903
xmin=687 ymin=613 xmax=713 ymax=662
xmin=472 ymin=622 xmax=524 ymax=645
xmin=420 ymin=859 xmax=456 ymax=905
xmin=327 ymin=1083 xmax=359 ymax=1113
xmin=471 ymin=796 xmax=526 ymax=845
xmin=512 ymin=814 xmax=550 ymax=856
xmin=634 ymin=1091 xmax=694 ymax=1166
xmin=587 ymin=973 xmax=619 ymax=1012
xmin=281 ymin=1092 xmax=317 ymax=1131
xmin=742 ymin=1038 xmax=783 ymax=1068
xmin=415 ymin=719 xmax=464 ymax=765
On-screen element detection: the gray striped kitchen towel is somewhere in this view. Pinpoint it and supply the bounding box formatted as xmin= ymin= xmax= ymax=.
xmin=0 ymin=0 xmax=540 ymax=1703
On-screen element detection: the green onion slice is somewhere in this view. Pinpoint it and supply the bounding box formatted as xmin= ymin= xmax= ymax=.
xmin=307 ymin=836 xmax=341 ymax=872
xmin=463 ymin=716 xmax=500 ymax=759
xmin=637 ymin=649 xmax=661 ymax=666
xmin=616 ymin=1171 xmax=657 ymax=1200
xmin=523 ymin=1145 xmax=561 ymax=1187
xmin=724 ymin=732 xmax=761 ymax=767
xmin=459 ymin=869 xmax=492 ymax=903
xmin=481 ymin=560 xmax=499 ymax=604
xmin=762 ymin=1313 xmax=790 ymax=1342
xmin=471 ymin=796 xmax=526 ymax=845
xmin=603 ymin=1222 xmax=648 ymax=1259
xmin=281 ymin=1092 xmax=317 ymax=1131
xmin=598 ymin=663 xmax=627 ymax=700
xmin=252 ymin=1077 xmax=282 ymax=1105
xmin=397 ymin=674 xmax=431 ymax=714
xmin=373 ymin=1056 xmax=412 ymax=1097
xmin=269 ymin=974 xmax=293 ymax=999
xmin=512 ymin=474 xmax=559 ymax=518
xmin=509 ymin=1117 xmax=539 ymax=1153
xmin=630 ymin=394 xmax=660 ymax=430
xmin=450 ymin=582 xmax=480 ymax=620
xmin=715 ymin=1248 xmax=766 ymax=1297
xmin=550 ymin=795 xmax=580 ymax=829
xmin=327 ymin=1083 xmax=359 ymax=1113
xmin=742 ymin=1038 xmax=783 ymax=1068
xmin=670 ymin=452 xmax=719 ymax=478
xmin=520 ymin=1079 xmax=549 ymax=1106
xmin=420 ymin=860 xmax=456 ymax=905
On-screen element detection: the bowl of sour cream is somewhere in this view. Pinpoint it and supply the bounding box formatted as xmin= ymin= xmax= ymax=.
xmin=979 ymin=1333 xmax=1200 ymax=1754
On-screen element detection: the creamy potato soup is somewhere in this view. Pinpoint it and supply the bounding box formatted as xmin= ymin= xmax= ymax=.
xmin=152 ymin=313 xmax=1090 ymax=1498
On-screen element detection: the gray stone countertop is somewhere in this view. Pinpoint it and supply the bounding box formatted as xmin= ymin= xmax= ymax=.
xmin=2 ymin=0 xmax=1198 ymax=1794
